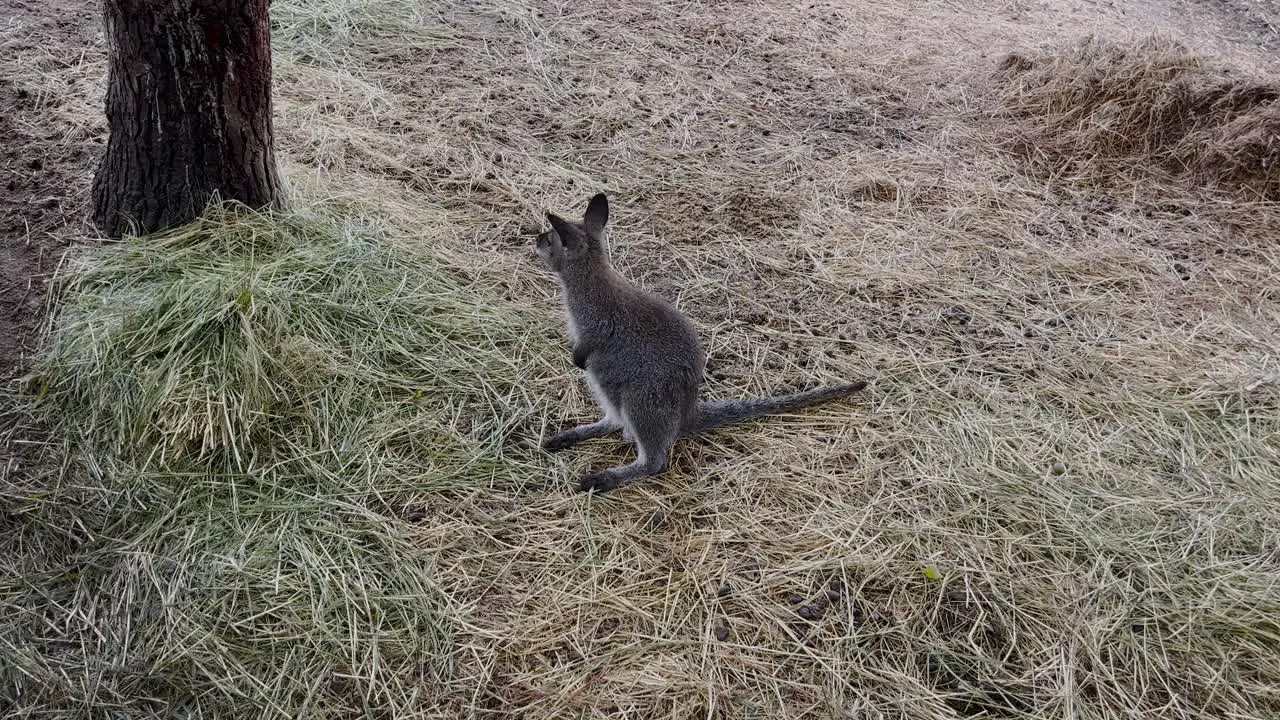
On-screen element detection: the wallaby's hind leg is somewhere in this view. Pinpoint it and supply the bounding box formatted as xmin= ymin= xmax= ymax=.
xmin=544 ymin=418 xmax=621 ymax=451
xmin=577 ymin=401 xmax=679 ymax=493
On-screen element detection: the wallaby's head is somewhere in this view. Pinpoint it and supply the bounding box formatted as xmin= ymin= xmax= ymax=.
xmin=536 ymin=193 xmax=610 ymax=275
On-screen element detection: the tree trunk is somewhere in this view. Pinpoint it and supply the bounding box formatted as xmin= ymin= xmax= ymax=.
xmin=92 ymin=0 xmax=282 ymax=239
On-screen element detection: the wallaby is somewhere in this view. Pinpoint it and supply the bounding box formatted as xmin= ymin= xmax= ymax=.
xmin=536 ymin=193 xmax=866 ymax=493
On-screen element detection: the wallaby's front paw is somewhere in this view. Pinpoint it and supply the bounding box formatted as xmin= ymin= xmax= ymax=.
xmin=577 ymin=472 xmax=621 ymax=493
xmin=542 ymin=433 xmax=579 ymax=452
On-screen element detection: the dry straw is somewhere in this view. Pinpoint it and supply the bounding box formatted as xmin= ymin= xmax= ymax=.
xmin=996 ymin=35 xmax=1280 ymax=200
xmin=3 ymin=0 xmax=1280 ymax=718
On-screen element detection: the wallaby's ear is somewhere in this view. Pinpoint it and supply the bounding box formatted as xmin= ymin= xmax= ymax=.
xmin=583 ymin=193 xmax=609 ymax=236
xmin=546 ymin=212 xmax=575 ymax=245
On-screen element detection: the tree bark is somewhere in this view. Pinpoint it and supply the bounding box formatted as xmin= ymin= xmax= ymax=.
xmin=92 ymin=0 xmax=282 ymax=239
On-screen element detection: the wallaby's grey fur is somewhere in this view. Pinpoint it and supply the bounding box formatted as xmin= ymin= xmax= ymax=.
xmin=536 ymin=193 xmax=867 ymax=493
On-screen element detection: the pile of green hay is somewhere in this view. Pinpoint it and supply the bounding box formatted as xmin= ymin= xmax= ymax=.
xmin=0 ymin=206 xmax=547 ymax=717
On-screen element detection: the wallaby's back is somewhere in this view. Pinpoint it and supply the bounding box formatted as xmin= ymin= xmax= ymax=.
xmin=573 ymin=274 xmax=705 ymax=429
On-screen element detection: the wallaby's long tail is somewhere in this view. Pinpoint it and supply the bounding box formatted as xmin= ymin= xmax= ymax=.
xmin=682 ymin=380 xmax=868 ymax=436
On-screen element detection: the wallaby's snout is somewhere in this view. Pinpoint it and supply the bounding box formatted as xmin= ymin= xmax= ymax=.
xmin=533 ymin=228 xmax=556 ymax=269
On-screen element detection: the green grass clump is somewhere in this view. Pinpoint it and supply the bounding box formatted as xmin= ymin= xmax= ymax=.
xmin=30 ymin=204 xmax=531 ymax=477
xmin=1 ymin=205 xmax=545 ymax=717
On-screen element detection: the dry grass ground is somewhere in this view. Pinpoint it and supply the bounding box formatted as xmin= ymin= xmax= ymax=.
xmin=3 ymin=0 xmax=1280 ymax=717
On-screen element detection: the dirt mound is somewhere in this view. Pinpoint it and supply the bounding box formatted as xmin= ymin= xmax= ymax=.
xmin=996 ymin=36 xmax=1280 ymax=200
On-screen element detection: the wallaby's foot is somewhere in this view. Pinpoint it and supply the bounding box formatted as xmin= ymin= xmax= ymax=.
xmin=543 ymin=419 xmax=620 ymax=452
xmin=543 ymin=432 xmax=582 ymax=452
xmin=576 ymin=463 xmax=663 ymax=493
xmin=576 ymin=403 xmax=679 ymax=492
xmin=577 ymin=470 xmax=627 ymax=493
xmin=576 ymin=453 xmax=670 ymax=494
